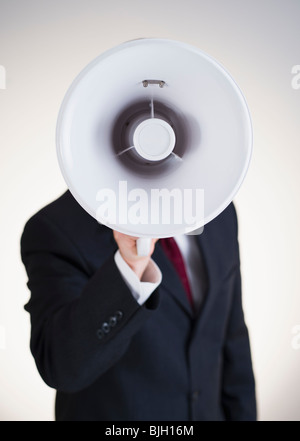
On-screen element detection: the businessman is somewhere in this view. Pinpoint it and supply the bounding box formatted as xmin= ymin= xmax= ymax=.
xmin=20 ymin=190 xmax=256 ymax=421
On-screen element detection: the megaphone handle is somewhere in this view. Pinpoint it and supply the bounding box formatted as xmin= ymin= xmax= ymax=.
xmin=136 ymin=237 xmax=152 ymax=257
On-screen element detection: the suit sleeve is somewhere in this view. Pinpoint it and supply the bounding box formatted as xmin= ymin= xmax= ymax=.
xmin=221 ymin=209 xmax=257 ymax=421
xmin=20 ymin=213 xmax=160 ymax=393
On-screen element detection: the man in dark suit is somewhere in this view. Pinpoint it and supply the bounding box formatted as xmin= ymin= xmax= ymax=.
xmin=20 ymin=190 xmax=256 ymax=421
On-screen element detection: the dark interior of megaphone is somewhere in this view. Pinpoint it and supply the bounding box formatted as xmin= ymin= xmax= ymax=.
xmin=110 ymin=99 xmax=200 ymax=178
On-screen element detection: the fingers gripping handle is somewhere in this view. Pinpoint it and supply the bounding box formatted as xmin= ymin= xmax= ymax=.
xmin=136 ymin=237 xmax=152 ymax=256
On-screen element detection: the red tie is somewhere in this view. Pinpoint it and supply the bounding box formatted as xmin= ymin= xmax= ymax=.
xmin=160 ymin=237 xmax=194 ymax=309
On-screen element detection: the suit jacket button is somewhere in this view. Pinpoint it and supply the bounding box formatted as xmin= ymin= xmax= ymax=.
xmin=102 ymin=322 xmax=110 ymax=333
xmin=96 ymin=329 xmax=103 ymax=340
xmin=109 ymin=316 xmax=117 ymax=327
xmin=115 ymin=310 xmax=123 ymax=321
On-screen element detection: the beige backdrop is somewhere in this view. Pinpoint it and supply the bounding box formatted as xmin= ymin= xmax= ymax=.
xmin=0 ymin=0 xmax=299 ymax=420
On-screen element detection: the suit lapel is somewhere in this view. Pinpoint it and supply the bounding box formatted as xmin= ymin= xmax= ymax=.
xmin=194 ymin=228 xmax=220 ymax=325
xmin=153 ymin=233 xmax=219 ymax=322
xmin=153 ymin=241 xmax=195 ymax=318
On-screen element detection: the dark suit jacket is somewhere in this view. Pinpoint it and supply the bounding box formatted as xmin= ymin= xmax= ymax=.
xmin=20 ymin=191 xmax=256 ymax=421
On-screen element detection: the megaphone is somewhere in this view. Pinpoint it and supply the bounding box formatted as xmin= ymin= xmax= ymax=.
xmin=56 ymin=39 xmax=252 ymax=255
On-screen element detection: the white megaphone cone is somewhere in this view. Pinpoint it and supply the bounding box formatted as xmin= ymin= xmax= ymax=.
xmin=56 ymin=39 xmax=252 ymax=256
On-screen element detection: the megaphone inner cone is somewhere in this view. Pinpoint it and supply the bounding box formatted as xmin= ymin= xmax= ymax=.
xmin=133 ymin=118 xmax=176 ymax=161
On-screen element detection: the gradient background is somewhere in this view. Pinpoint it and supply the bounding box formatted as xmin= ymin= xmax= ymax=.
xmin=0 ymin=0 xmax=300 ymax=421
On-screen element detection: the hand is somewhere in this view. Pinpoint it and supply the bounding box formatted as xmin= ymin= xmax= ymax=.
xmin=113 ymin=231 xmax=158 ymax=280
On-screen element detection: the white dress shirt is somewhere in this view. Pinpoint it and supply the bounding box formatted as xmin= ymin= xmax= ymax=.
xmin=114 ymin=235 xmax=206 ymax=311
xmin=114 ymin=249 xmax=162 ymax=305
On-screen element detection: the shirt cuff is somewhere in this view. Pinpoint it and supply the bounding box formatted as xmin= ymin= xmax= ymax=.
xmin=114 ymin=250 xmax=162 ymax=305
